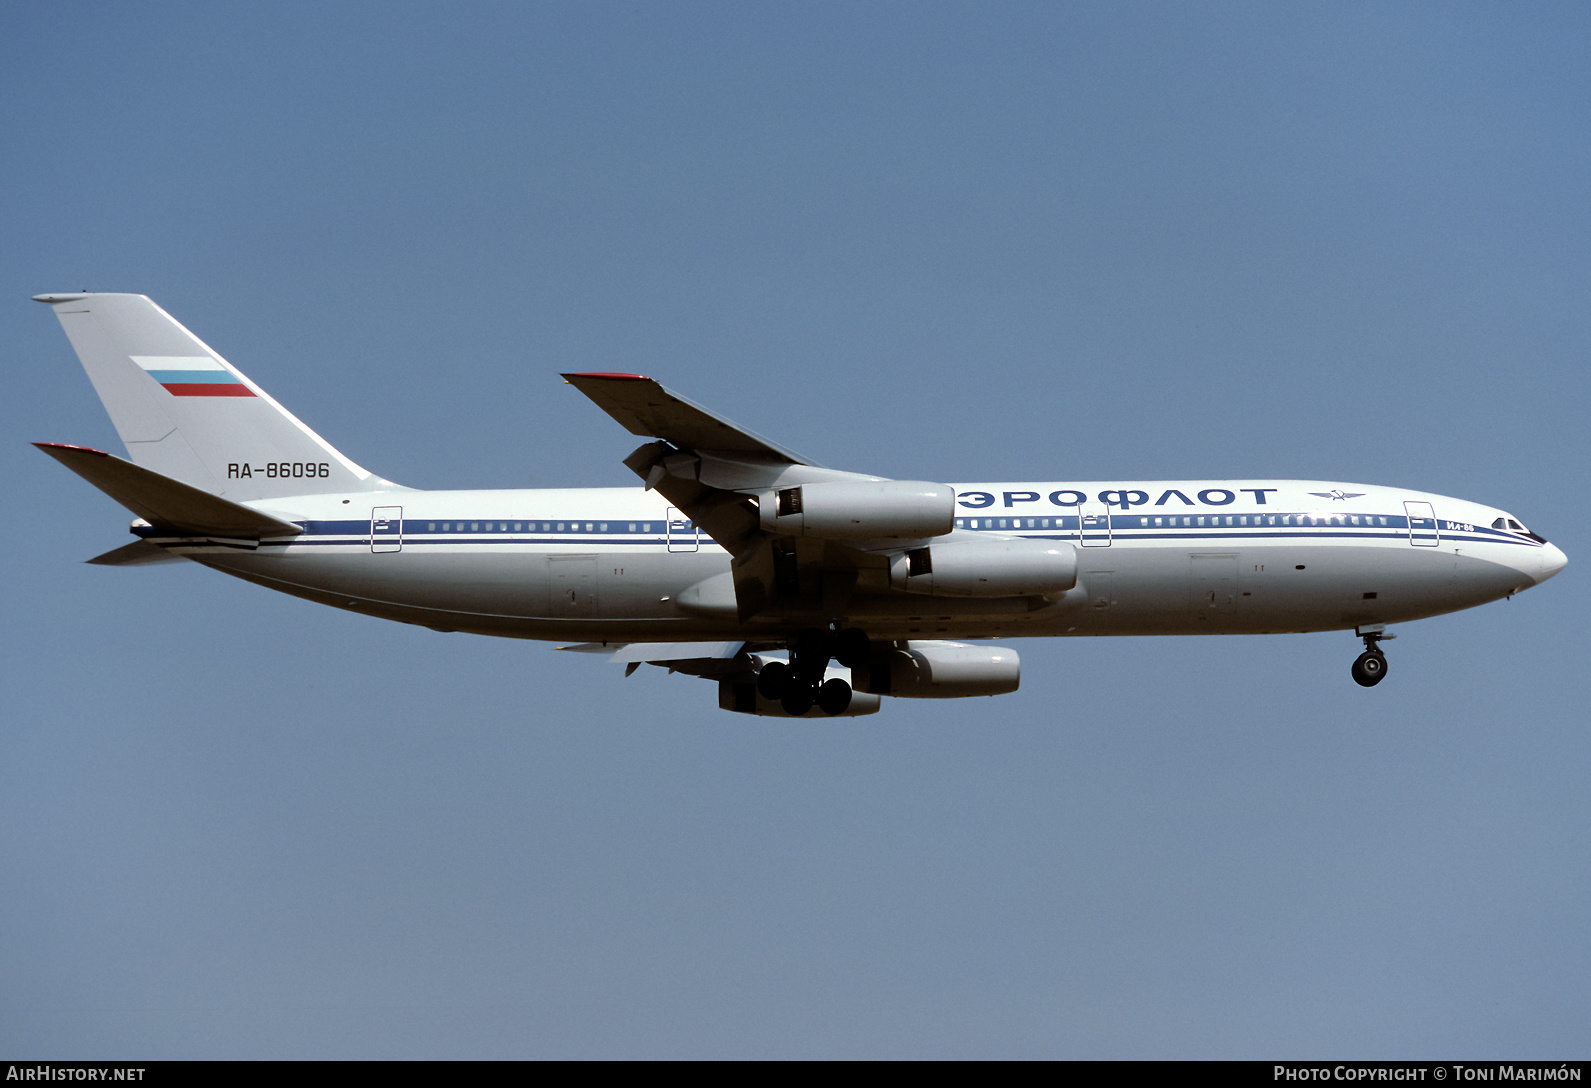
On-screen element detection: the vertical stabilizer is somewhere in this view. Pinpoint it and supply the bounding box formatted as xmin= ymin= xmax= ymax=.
xmin=33 ymin=293 xmax=389 ymax=500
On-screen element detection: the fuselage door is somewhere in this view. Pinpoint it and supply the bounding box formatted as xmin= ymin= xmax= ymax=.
xmin=666 ymin=507 xmax=698 ymax=553
xmin=1079 ymin=501 xmax=1112 ymax=547
xmin=371 ymin=506 xmax=402 ymax=553
xmin=1404 ymin=501 xmax=1440 ymax=547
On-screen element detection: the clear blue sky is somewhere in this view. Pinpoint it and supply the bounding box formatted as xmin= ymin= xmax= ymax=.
xmin=3 ymin=1 xmax=1587 ymax=1058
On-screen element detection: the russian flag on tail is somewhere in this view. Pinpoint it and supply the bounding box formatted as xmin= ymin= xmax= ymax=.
xmin=131 ymin=355 xmax=256 ymax=397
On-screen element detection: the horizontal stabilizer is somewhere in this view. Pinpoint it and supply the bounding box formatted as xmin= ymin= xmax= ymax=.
xmin=86 ymin=540 xmax=184 ymax=566
xmin=35 ymin=443 xmax=302 ymax=538
xmin=562 ymin=373 xmax=818 ymax=465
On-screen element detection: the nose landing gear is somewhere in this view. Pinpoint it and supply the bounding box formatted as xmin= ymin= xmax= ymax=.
xmin=1351 ymin=626 xmax=1394 ymax=687
xmin=1351 ymin=650 xmax=1387 ymax=686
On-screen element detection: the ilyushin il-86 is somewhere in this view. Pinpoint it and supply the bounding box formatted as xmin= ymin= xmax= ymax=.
xmin=34 ymin=293 xmax=1565 ymax=717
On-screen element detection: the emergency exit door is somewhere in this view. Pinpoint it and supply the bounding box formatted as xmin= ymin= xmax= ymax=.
xmin=371 ymin=507 xmax=402 ymax=553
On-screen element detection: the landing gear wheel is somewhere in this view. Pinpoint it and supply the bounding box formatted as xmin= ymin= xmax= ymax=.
xmin=781 ymin=684 xmax=815 ymax=717
xmin=817 ymin=678 xmax=853 ymax=716
xmin=756 ymin=660 xmax=790 ymax=701
xmin=833 ymin=628 xmax=872 ymax=669
xmin=1351 ymin=651 xmax=1388 ymax=687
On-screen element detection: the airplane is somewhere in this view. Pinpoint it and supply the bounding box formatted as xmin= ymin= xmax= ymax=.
xmin=32 ymin=292 xmax=1567 ymax=717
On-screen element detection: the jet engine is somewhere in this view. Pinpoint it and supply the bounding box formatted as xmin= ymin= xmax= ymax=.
xmin=852 ymin=641 xmax=1020 ymax=698
xmin=889 ymin=537 xmax=1077 ymax=597
xmin=760 ymin=480 xmax=955 ymax=540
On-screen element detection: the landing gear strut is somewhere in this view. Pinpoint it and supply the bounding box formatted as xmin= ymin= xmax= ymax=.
xmin=833 ymin=627 xmax=872 ymax=669
xmin=755 ymin=627 xmax=870 ymax=716
xmin=1351 ymin=627 xmax=1394 ymax=688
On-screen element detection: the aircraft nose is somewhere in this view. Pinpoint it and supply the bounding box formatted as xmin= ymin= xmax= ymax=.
xmin=1537 ymin=542 xmax=1568 ymax=583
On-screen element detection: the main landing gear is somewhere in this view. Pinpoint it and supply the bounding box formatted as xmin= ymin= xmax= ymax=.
xmin=1351 ymin=627 xmax=1394 ymax=688
xmin=755 ymin=627 xmax=872 ymax=716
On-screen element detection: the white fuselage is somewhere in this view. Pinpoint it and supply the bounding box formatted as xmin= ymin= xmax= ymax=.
xmin=156 ymin=478 xmax=1564 ymax=644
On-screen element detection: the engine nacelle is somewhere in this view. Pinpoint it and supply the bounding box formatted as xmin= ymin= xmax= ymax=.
xmin=852 ymin=641 xmax=1020 ymax=699
xmin=760 ymin=480 xmax=955 ymax=540
xmin=889 ymin=537 xmax=1077 ymax=597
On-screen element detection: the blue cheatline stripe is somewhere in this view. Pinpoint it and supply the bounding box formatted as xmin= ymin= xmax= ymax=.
xmin=235 ymin=530 xmax=1528 ymax=549
xmin=299 ymin=519 xmax=691 ymax=537
xmin=139 ymin=511 xmax=1534 ymax=549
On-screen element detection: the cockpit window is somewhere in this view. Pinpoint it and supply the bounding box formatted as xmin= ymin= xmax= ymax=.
xmin=1495 ymin=515 xmax=1549 ymax=544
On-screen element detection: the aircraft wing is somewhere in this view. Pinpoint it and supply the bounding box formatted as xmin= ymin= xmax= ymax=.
xmin=557 ymin=640 xmax=746 ymax=664
xmin=565 ymin=375 xmax=962 ymax=623
xmin=561 ymin=373 xmax=820 ymax=465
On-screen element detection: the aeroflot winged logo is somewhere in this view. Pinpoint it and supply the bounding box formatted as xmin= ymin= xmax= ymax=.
xmin=1309 ymin=490 xmax=1366 ymax=501
xmin=131 ymin=355 xmax=256 ymax=398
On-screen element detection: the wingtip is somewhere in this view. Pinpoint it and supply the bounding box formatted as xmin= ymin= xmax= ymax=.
xmin=561 ymin=371 xmax=652 ymax=382
xmin=34 ymin=441 xmax=109 ymax=456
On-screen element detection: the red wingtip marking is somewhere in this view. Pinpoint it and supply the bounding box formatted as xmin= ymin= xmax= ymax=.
xmin=562 ymin=371 xmax=652 ymax=382
xmin=33 ymin=442 xmax=109 ymax=456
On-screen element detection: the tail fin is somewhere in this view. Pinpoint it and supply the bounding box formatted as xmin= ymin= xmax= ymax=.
xmin=33 ymin=292 xmax=392 ymax=500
